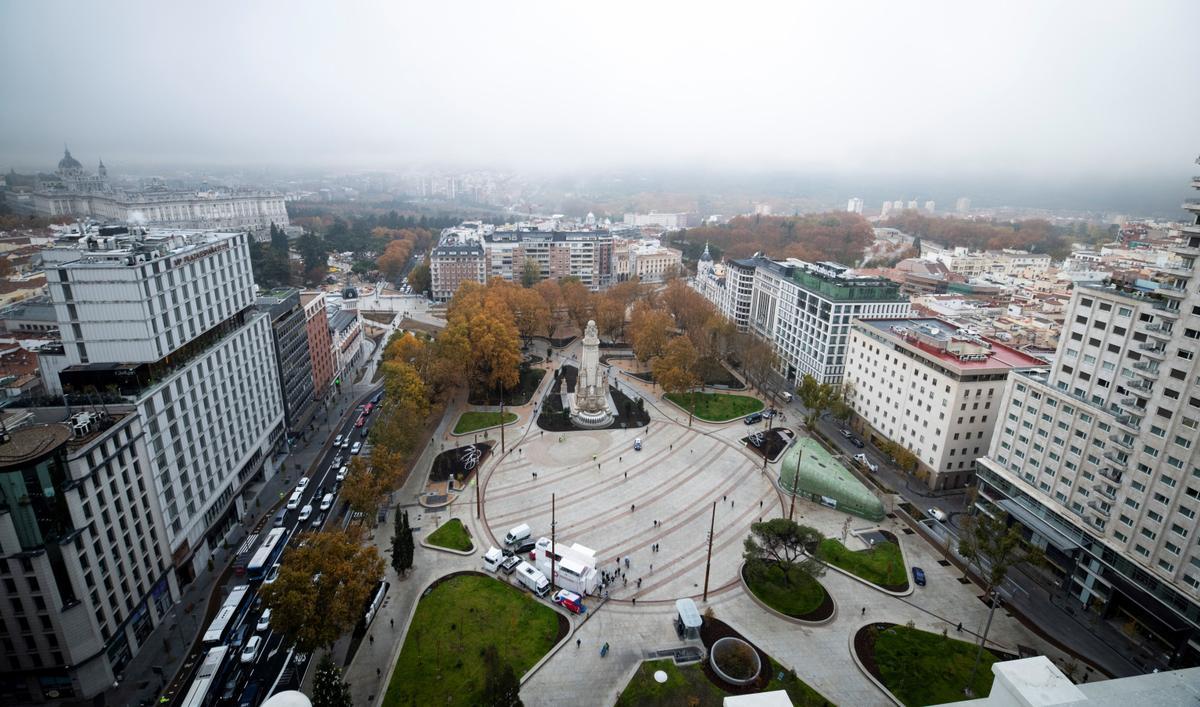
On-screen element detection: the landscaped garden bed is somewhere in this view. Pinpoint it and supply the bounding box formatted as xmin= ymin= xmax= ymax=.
xmin=430 ymin=443 xmax=493 ymax=483
xmin=817 ymin=533 xmax=909 ymax=591
xmin=383 ymin=573 xmax=567 ymax=706
xmin=467 ymin=366 xmax=546 ymax=406
xmin=426 ymin=518 xmax=474 ymax=551
xmin=664 ymin=391 xmax=763 ymax=422
xmin=854 ymin=622 xmax=1010 ymax=706
xmin=740 ymin=427 xmax=794 ymax=463
xmin=453 ymin=411 xmax=518 ymax=434
xmin=741 ymin=563 xmax=834 ymax=621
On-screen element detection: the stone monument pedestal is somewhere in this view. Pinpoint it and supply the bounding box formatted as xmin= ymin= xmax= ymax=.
xmin=569 ymin=320 xmax=615 ymax=429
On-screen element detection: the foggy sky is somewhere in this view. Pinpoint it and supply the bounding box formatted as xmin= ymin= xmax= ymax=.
xmin=1 ymin=1 xmax=1198 ymax=179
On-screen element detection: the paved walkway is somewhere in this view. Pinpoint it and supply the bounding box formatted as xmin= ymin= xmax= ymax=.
xmin=334 ymin=345 xmax=1079 ymax=707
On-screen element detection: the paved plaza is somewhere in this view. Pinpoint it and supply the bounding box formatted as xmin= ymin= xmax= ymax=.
xmin=345 ymin=342 xmax=1077 ymax=707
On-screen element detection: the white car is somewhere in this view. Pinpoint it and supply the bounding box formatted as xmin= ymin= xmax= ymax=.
xmin=333 ymin=434 xmax=344 ymax=448
xmin=296 ymin=477 xmax=309 ymax=491
xmin=256 ymin=609 xmax=271 ymax=632
xmin=320 ymin=493 xmax=334 ymax=511
xmin=264 ymin=563 xmax=281 ymax=584
xmin=928 ymin=507 xmax=948 ymax=522
xmin=240 ymin=635 xmax=263 ymax=664
xmin=341 ymin=438 xmax=351 ymax=450
xmin=336 ymin=465 xmax=349 ymax=482
xmin=853 ymin=453 xmax=878 ymax=472
xmin=298 ymin=504 xmax=313 ymax=522
xmin=350 ymin=442 xmax=362 ymax=455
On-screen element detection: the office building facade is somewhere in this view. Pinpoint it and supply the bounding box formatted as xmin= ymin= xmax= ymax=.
xmin=258 ymin=288 xmax=316 ymax=436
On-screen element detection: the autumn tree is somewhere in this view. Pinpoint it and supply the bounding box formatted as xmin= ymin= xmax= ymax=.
xmin=593 ymin=293 xmax=626 ymax=342
xmin=407 ymin=262 xmax=430 ymax=294
xmin=260 ymin=528 xmax=385 ymax=653
xmin=653 ymin=335 xmax=701 ymax=425
xmin=339 ymin=457 xmax=387 ymax=518
xmin=559 ymin=279 xmax=594 ymax=334
xmin=377 ymin=238 xmax=413 ymax=280
xmin=797 ymin=374 xmax=837 ymax=427
xmin=443 ymin=281 xmax=522 ymax=395
xmin=520 ymin=257 xmax=542 ymax=287
xmin=743 ymin=518 xmax=826 ymax=586
xmin=661 ymin=279 xmax=712 ymax=335
xmin=734 ymin=334 xmax=778 ymax=393
xmin=533 ymin=279 xmax=563 ymax=334
xmin=629 ymin=303 xmax=674 ymax=363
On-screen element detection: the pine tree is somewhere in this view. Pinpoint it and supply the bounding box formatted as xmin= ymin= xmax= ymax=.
xmin=312 ymin=653 xmax=353 ymax=707
xmin=481 ymin=645 xmax=523 ymax=707
xmin=390 ymin=506 xmax=406 ymax=575
xmin=398 ymin=510 xmax=415 ymax=574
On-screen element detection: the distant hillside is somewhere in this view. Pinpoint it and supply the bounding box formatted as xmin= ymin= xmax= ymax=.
xmin=885 ymin=212 xmax=1114 ymax=260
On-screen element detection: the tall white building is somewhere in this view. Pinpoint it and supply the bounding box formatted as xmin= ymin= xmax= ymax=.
xmin=38 ymin=227 xmax=285 ymax=583
xmin=971 ymin=172 xmax=1200 ymax=668
xmin=924 ymin=200 xmax=936 ymax=213
xmin=846 ymin=197 xmax=864 ymax=215
xmin=844 ymin=318 xmax=1048 ymax=490
xmin=956 ymin=196 xmax=972 ymax=214
xmin=0 ymin=410 xmax=177 ymax=702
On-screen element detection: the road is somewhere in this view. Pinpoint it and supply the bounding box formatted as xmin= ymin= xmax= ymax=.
xmin=169 ymin=385 xmax=387 ymax=706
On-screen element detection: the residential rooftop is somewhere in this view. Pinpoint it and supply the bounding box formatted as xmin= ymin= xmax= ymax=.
xmin=858 ymin=317 xmax=1048 ymax=371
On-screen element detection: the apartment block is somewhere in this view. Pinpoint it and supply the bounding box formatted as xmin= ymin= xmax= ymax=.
xmin=257 ymin=287 xmax=317 ymax=435
xmin=844 ymin=318 xmax=1047 ymax=490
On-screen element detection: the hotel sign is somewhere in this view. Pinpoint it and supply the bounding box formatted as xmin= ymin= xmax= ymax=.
xmin=172 ymin=242 xmax=229 ymax=268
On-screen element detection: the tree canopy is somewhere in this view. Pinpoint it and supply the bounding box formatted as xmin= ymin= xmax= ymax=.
xmin=743 ymin=518 xmax=826 ymax=586
xmin=681 ymin=213 xmax=874 ymax=265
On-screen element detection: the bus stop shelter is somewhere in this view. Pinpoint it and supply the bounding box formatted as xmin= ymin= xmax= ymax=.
xmin=675 ymin=598 xmax=703 ymax=640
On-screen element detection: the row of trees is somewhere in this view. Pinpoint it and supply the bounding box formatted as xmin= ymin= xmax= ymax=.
xmin=677 ymin=212 xmax=875 ymax=265
xmin=884 ymin=211 xmax=1114 ymax=261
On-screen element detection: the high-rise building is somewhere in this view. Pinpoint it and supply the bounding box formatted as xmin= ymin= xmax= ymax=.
xmin=257 ymin=288 xmax=317 ymax=435
xmin=972 ymin=173 xmax=1200 ymax=668
xmin=880 ymin=201 xmax=894 ymax=220
xmin=429 ymin=242 xmax=486 ymax=302
xmin=924 ymin=200 xmax=936 ymax=213
xmin=0 ymin=410 xmax=176 ymax=701
xmin=37 ymin=227 xmax=285 ymax=583
xmin=907 ymin=200 xmax=918 ymax=210
xmin=846 ymin=197 xmax=864 ymax=215
xmin=956 ymin=196 xmax=972 ymax=214
xmin=844 ymin=318 xmax=1047 ymax=490
xmin=301 ymin=291 xmax=335 ymax=400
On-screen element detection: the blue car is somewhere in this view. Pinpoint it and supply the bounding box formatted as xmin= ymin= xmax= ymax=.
xmin=912 ymin=566 xmax=926 ymax=586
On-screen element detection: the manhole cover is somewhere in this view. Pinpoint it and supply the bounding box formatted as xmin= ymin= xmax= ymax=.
xmin=654 ymin=670 xmax=668 ymax=683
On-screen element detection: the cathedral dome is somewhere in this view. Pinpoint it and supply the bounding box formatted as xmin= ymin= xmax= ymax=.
xmin=58 ymin=148 xmax=82 ymax=171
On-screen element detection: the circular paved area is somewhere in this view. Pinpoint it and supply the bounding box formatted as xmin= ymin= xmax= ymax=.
xmin=481 ymin=418 xmax=782 ymax=602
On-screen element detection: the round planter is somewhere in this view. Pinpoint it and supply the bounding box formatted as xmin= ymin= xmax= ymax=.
xmin=709 ymin=636 xmax=762 ymax=686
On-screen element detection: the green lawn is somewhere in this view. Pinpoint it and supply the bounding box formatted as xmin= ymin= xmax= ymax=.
xmin=743 ymin=564 xmax=828 ymax=617
xmin=384 ymin=574 xmax=561 ymax=706
xmin=453 ymin=411 xmax=518 ymax=434
xmin=664 ymin=392 xmax=764 ymax=422
xmin=616 ymin=658 xmax=832 ymax=707
xmin=425 ymin=518 xmax=473 ymax=551
xmin=817 ymin=538 xmax=909 ymax=589
xmin=873 ymin=625 xmax=998 ymax=705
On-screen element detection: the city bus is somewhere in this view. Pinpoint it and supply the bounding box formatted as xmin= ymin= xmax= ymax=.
xmin=202 ymin=586 xmax=251 ymax=645
xmin=246 ymin=528 xmax=289 ymax=581
xmin=232 ymin=532 xmax=259 ymax=576
xmin=178 ymin=645 xmax=230 ymax=707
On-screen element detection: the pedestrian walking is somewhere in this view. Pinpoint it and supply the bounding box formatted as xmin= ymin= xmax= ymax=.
xmin=956 ymin=622 xmax=963 ymax=632
xmin=632 ymin=597 xmax=637 ymax=606
xmin=625 ymin=557 xmax=630 ymax=568
xmin=624 ymin=471 xmax=627 ymax=479
xmin=731 ymin=500 xmax=735 ymax=508
xmin=630 ymin=503 xmax=635 ymax=512
xmin=390 ymin=618 xmax=394 ymax=628
xmin=576 ymin=638 xmax=581 ymax=648
xmin=760 ymin=499 xmax=764 ymax=508
xmin=723 ymin=495 xmax=726 ymax=502
xmin=619 ymin=456 xmax=622 ymax=463
xmin=370 ymin=634 xmax=375 ymax=644
xmin=637 ymin=578 xmax=642 ymax=588
xmin=376 ymin=668 xmax=381 ymax=677
xmin=861 ymin=607 xmax=866 ymax=616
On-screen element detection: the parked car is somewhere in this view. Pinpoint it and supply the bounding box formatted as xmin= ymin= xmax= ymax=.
xmin=500 ymin=555 xmax=521 ymax=574
xmin=351 ymin=441 xmax=362 ymax=455
xmin=240 ymin=635 xmax=263 ymax=664
xmin=553 ymin=589 xmax=586 ymax=614
xmin=503 ymin=540 xmax=536 ymax=557
xmin=256 ymin=609 xmax=272 ymax=632
xmin=744 ymin=412 xmax=763 ymax=425
xmin=912 ymin=566 xmax=927 ymax=586
xmin=839 ymin=428 xmax=853 ymax=439
xmin=763 ymin=408 xmax=776 ymax=419
xmin=633 ymin=437 xmax=642 ymax=451
xmin=849 ymin=436 xmax=865 ymax=448
xmin=296 ymin=477 xmax=309 ymax=490
xmin=853 ymin=453 xmax=878 ymax=472
xmin=928 ymin=507 xmax=948 ymax=522
xmin=264 ymin=563 xmax=281 ymax=584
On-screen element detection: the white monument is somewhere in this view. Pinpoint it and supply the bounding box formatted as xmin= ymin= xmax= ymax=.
xmin=569 ymin=320 xmax=615 ymax=429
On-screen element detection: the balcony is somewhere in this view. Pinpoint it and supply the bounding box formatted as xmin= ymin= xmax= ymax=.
xmin=1113 ymin=414 xmax=1140 ymax=432
xmin=1185 ymin=198 xmax=1200 ymax=212
xmin=1103 ymin=450 xmax=1128 ymax=467
xmin=1127 ymin=378 xmax=1153 ymax=391
xmin=1092 ymin=484 xmax=1117 ymax=502
xmin=1108 ymin=433 xmax=1134 ymax=450
xmin=1132 ymin=360 xmax=1159 ymax=372
xmin=1098 ymin=466 xmax=1123 ymax=483
xmin=1139 ymin=343 xmax=1166 ymax=357
xmin=1158 ymin=263 xmax=1195 ymax=278
xmin=1087 ymin=500 xmax=1112 ymax=519
xmin=1153 ymin=302 xmax=1182 ymax=318
xmin=1144 ymin=322 xmax=1171 ymax=332
xmin=1119 ymin=396 xmax=1143 ymax=408
xmin=1157 ymin=283 xmax=1188 ymax=299
xmin=1172 ymin=244 xmax=1200 ymax=257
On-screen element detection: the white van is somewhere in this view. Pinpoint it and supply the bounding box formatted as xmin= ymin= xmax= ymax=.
xmin=286 ymin=490 xmax=303 ymax=510
xmin=780 ymin=391 xmax=793 ymax=403
xmin=320 ymin=493 xmax=334 ymax=511
xmin=515 ymin=561 xmax=550 ymax=597
xmin=482 ymin=546 xmax=504 ymax=573
xmin=504 ymin=523 xmax=532 ymax=546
